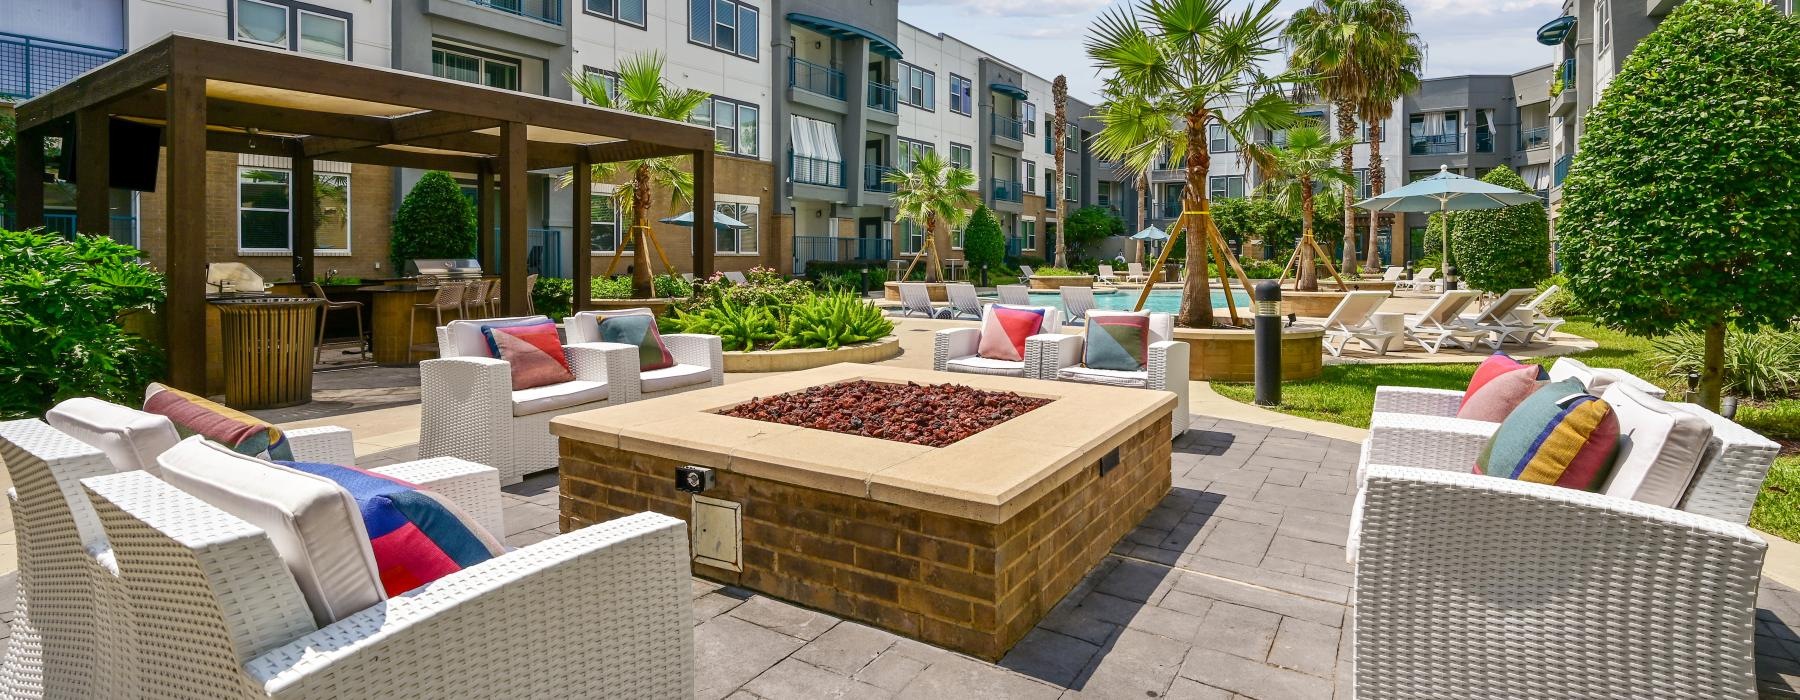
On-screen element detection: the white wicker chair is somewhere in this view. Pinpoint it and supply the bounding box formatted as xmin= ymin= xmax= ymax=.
xmin=421 ymin=315 xmax=639 ymax=485
xmin=565 ymin=310 xmax=724 ymax=400
xmin=933 ymin=305 xmax=1062 ymax=378
xmin=1030 ymin=311 xmax=1192 ymax=440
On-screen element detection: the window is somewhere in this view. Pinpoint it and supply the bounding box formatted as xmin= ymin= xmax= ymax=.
xmin=1067 ymin=130 xmax=1080 ymax=153
xmin=589 ymin=193 xmax=628 ymax=253
xmin=1474 ymin=109 xmax=1495 ymax=153
xmin=949 ymin=143 xmax=972 ymax=170
xmin=1044 ymin=169 xmax=1056 ymax=208
xmin=1064 ymin=172 xmax=1078 ymax=201
xmin=1097 ymin=181 xmax=1112 ymax=207
xmin=1156 ymin=147 xmax=1177 ymax=171
xmin=900 ymin=63 xmax=935 ymax=110
xmin=585 ymin=0 xmax=645 ymax=27
xmin=1025 ymin=161 xmax=1036 ymax=193
xmin=237 ymin=167 xmax=351 ymax=253
xmin=951 ymin=224 xmax=965 ymax=250
xmin=1354 ymin=168 xmax=1371 ymax=200
xmin=313 ymin=173 xmax=351 ymax=252
xmin=948 ymin=74 xmax=972 ymax=115
xmin=715 ymin=202 xmax=759 ymax=254
xmin=579 ymin=67 xmax=619 ymax=104
xmin=693 ymin=96 xmax=759 ymax=157
xmin=432 ymin=44 xmax=520 ymax=90
xmin=1208 ymin=175 xmax=1244 ymax=200
xmin=896 ymin=138 xmax=932 ymax=173
xmin=689 ymin=0 xmax=758 ymax=59
xmin=899 ymin=219 xmax=927 ymax=254
xmin=235 ymin=0 xmax=350 ymax=59
xmin=1024 ymin=103 xmax=1037 ymax=135
xmin=1596 ymin=0 xmax=1612 ymax=53
xmin=1023 ymin=219 xmax=1036 ymax=249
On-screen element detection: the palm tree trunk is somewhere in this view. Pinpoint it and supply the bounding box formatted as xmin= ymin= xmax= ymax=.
xmin=1336 ymin=101 xmax=1357 ymax=276
xmin=925 ymin=213 xmax=943 ymax=283
xmin=1299 ymin=173 xmax=1318 ymax=292
xmin=1699 ymin=321 xmax=1726 ymax=411
xmin=631 ymin=165 xmax=654 ymax=298
xmin=1367 ymin=120 xmax=1390 ymax=266
xmin=1178 ymin=112 xmax=1214 ymax=329
xmin=1138 ymin=171 xmax=1150 ymax=264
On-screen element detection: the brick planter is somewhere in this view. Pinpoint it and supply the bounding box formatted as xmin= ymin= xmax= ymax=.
xmin=1171 ymin=325 xmax=1324 ymax=382
xmin=883 ymin=282 xmax=948 ymax=302
xmin=551 ymin=364 xmax=1173 ymax=661
xmin=1026 ymin=275 xmax=1097 ymax=291
xmin=588 ymin=297 xmax=676 ymax=316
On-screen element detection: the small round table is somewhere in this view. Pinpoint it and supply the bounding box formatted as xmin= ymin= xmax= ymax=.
xmin=1371 ymin=312 xmax=1408 ymax=352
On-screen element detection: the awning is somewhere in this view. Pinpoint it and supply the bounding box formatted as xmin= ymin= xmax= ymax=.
xmin=1537 ymin=16 xmax=1576 ymax=45
xmin=990 ymin=82 xmax=1029 ymax=101
xmin=787 ymin=13 xmax=903 ymax=60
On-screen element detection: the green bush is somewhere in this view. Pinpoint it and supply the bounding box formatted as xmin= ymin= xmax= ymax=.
xmin=593 ymin=275 xmax=634 ymax=300
xmin=689 ymin=266 xmax=812 ymax=310
xmin=1032 ymin=266 xmax=1088 ymax=277
xmin=1447 ymin=165 xmax=1550 ymax=292
xmin=532 ymin=277 xmax=574 ymax=319
xmin=1534 ymin=274 xmax=1588 ymax=317
xmin=962 ymin=206 xmax=1007 ymax=273
xmin=668 ymin=299 xmax=779 ymax=351
xmin=1 ymin=229 xmax=166 ymax=418
xmin=774 ymin=293 xmax=895 ymax=349
xmin=1064 ymin=205 xmax=1125 ymax=257
xmin=1653 ymin=327 xmax=1800 ymax=399
xmin=390 ymin=171 xmax=477 ymax=273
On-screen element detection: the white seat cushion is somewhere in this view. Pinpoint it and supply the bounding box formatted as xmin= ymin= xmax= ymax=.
xmin=1599 ymin=384 xmax=1713 ymax=508
xmin=156 ymin=436 xmax=383 ymax=627
xmin=512 ymin=380 xmax=610 ymax=417
xmin=945 ymin=356 xmax=1029 ymax=376
xmin=444 ymin=315 xmax=554 ymax=358
xmin=641 ymin=363 xmax=712 ymax=394
xmin=1057 ymin=366 xmax=1151 ymax=388
xmin=46 ymin=397 xmax=180 ymax=476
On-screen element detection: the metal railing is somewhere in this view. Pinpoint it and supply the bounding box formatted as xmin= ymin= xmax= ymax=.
xmin=790 ymin=152 xmax=845 ymax=188
xmin=1005 ymin=236 xmax=1026 ymax=259
xmin=792 ymin=236 xmax=892 ymax=276
xmin=1475 ymin=129 xmax=1494 ymax=153
xmin=992 ymin=178 xmax=1022 ymax=203
xmin=864 ymin=164 xmax=899 ymax=193
xmin=0 ymin=32 xmax=124 ymax=101
xmin=1553 ymin=153 xmax=1573 ymax=187
xmin=466 ymin=0 xmax=562 ymax=25
xmin=526 ymin=227 xmax=566 ymax=278
xmin=1555 ymin=58 xmax=1576 ymax=96
xmin=788 ymin=57 xmax=845 ymax=100
xmin=1518 ymin=126 xmax=1551 ymax=150
xmin=867 ymin=80 xmax=897 ymax=113
xmin=1410 ymin=133 xmax=1463 ymax=155
xmin=991 ymin=114 xmax=1023 ymax=141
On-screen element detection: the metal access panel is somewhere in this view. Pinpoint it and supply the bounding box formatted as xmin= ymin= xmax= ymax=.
xmin=691 ymin=495 xmax=742 ymax=572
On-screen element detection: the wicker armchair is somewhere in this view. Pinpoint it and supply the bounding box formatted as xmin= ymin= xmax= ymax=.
xmin=422 ymin=315 xmax=640 ymax=485
xmin=1029 ymin=311 xmax=1191 ymax=439
xmin=932 ymin=305 xmax=1062 ymax=378
xmin=564 ymin=310 xmax=723 ymax=399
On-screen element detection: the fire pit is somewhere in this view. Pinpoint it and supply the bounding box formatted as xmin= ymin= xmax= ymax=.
xmin=550 ymin=364 xmax=1174 ymax=660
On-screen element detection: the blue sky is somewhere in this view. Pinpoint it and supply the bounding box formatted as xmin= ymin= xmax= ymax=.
xmin=897 ymin=0 xmax=1565 ymax=103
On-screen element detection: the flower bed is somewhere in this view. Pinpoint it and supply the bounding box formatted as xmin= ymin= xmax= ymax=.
xmin=718 ymin=380 xmax=1050 ymax=447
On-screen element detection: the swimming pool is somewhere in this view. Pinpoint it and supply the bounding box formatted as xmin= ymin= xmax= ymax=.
xmin=983 ymin=288 xmax=1251 ymax=315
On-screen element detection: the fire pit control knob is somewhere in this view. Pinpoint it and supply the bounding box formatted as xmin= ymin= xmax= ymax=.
xmin=676 ymin=465 xmax=716 ymax=494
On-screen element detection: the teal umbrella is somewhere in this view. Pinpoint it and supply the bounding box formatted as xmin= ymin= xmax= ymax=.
xmin=658 ymin=210 xmax=750 ymax=229
xmin=1355 ymin=165 xmax=1540 ymax=267
xmin=1130 ymin=225 xmax=1168 ymax=241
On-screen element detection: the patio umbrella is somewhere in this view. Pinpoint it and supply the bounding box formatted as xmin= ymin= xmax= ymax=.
xmin=1130 ymin=226 xmax=1168 ymax=265
xmin=1354 ymin=165 xmax=1540 ymax=267
xmin=658 ymin=210 xmax=750 ymax=229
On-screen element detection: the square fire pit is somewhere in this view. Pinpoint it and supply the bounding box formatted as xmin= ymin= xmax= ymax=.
xmin=549 ymin=364 xmax=1174 ymax=660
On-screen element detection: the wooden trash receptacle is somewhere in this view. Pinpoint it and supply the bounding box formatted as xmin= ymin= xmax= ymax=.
xmin=212 ymin=297 xmax=325 ymax=409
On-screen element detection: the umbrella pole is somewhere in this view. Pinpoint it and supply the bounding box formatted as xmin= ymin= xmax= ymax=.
xmin=1440 ymin=200 xmax=1451 ymax=271
xmin=1132 ymin=220 xmax=1183 ymax=312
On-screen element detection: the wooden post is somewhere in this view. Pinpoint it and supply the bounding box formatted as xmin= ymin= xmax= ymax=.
xmin=75 ymin=110 xmax=111 ymax=237
xmin=476 ymin=161 xmax=495 ymax=272
xmin=291 ymin=154 xmax=316 ymax=283
xmin=693 ymin=148 xmax=715 ymax=277
xmin=15 ymin=128 xmax=45 ymax=229
xmin=165 ymin=72 xmax=208 ymax=392
xmin=499 ymin=122 xmax=528 ymax=315
xmin=572 ymin=155 xmax=592 ymax=311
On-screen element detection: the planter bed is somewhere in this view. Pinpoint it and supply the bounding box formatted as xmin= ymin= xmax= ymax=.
xmin=1172 ymin=325 xmax=1324 ymax=382
xmin=721 ymin=336 xmax=902 ymax=373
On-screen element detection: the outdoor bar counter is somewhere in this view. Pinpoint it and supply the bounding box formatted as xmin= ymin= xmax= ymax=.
xmin=358 ymin=277 xmax=499 ymax=365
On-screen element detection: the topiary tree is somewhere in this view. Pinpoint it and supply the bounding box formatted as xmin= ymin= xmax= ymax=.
xmin=1447 ymin=165 xmax=1550 ymax=292
xmin=961 ymin=205 xmax=1006 ymax=275
xmin=1063 ymin=205 xmax=1125 ymax=260
xmin=390 ymin=170 xmax=477 ymax=273
xmin=1558 ymin=0 xmax=1800 ymax=411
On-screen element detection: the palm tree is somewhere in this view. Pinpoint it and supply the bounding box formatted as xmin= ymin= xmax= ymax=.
xmin=1261 ymin=125 xmax=1356 ymax=291
xmin=886 ymin=149 xmax=980 ymax=283
xmin=1355 ymin=3 xmax=1422 ymax=271
xmin=1088 ymin=0 xmax=1299 ymax=328
xmin=1089 ymin=77 xmax=1179 ymax=266
xmin=564 ymin=53 xmax=709 ymax=298
xmin=1051 ymin=75 xmax=1071 ymax=268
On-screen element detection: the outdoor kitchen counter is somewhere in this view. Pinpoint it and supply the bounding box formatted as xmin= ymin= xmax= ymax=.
xmin=356 ymin=278 xmax=498 ymax=365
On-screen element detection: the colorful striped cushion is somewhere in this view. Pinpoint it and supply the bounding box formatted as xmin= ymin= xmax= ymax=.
xmin=278 ymin=461 xmax=505 ymax=597
xmin=1084 ymin=313 xmax=1151 ymax=372
xmin=977 ymin=305 xmax=1047 ymax=362
xmin=1475 ymin=379 xmax=1621 ymax=491
xmin=596 ymin=311 xmax=675 ymax=371
xmin=144 ymin=382 xmax=292 ymax=461
xmin=482 ymin=320 xmax=575 ymax=390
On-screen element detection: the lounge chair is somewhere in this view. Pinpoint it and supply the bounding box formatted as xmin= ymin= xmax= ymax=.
xmin=722 ymin=270 xmax=749 ymax=285
xmin=567 ymin=309 xmax=724 ymax=399
xmin=932 ymin=304 xmax=1062 ymax=378
xmin=944 ymin=283 xmax=984 ymax=321
xmin=1125 ymin=262 xmax=1150 ymax=283
xmin=1508 ymin=285 xmax=1566 ymax=340
xmin=1019 ymin=265 xmax=1036 ymax=280
xmin=1459 ymin=287 xmax=1539 ymax=346
xmin=997 ymin=284 xmax=1031 ymax=305
xmin=682 ymin=272 xmax=696 ymax=283
xmin=1320 ymin=291 xmax=1398 ymax=357
xmin=1031 ymin=311 xmax=1192 ymax=439
xmin=1399 ymin=289 xmax=1485 ymax=353
xmin=1394 ymin=267 xmax=1437 ymax=293
xmin=1060 ymin=286 xmax=1097 ymax=323
xmin=1378 ymin=266 xmax=1405 ymax=282
xmin=897 ymin=282 xmax=946 ymax=318
xmin=1096 ymin=265 xmax=1120 ymax=283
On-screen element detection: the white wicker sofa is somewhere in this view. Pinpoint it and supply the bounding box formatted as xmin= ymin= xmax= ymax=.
xmin=932 ymin=305 xmax=1063 ymax=378
xmin=1030 ymin=311 xmax=1192 ymax=439
xmin=421 ymin=315 xmax=641 ymax=485
xmin=1370 ymin=356 xmax=1666 ymax=419
xmin=564 ymin=310 xmax=724 ymax=398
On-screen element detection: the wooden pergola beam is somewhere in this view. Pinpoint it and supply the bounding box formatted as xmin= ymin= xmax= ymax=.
xmin=15 ymin=40 xmax=173 ymax=130
xmin=163 ymin=69 xmax=208 ymax=392
xmin=390 ymin=111 xmax=503 ymax=143
xmin=499 ymin=122 xmax=528 ymax=315
xmin=106 ymin=91 xmax=393 ymax=142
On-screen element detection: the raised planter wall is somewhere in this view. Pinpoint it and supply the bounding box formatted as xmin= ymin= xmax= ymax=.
xmin=722 ymin=337 xmax=902 ymax=373
xmin=1027 ymin=276 xmax=1099 ymax=291
xmin=1171 ymin=325 xmax=1324 ymax=382
xmin=587 ymin=298 xmax=676 ymax=316
xmin=883 ymin=281 xmax=949 ymax=302
xmin=1276 ymin=290 xmax=1389 ymax=318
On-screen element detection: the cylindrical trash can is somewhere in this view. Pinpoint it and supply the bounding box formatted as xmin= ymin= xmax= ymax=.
xmin=213 ymin=297 xmax=325 ymax=409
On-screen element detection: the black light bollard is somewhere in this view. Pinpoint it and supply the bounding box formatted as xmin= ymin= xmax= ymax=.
xmin=859 ymin=267 xmax=870 ymax=297
xmin=1254 ymin=281 xmax=1281 ymax=406
xmin=980 ymin=263 xmax=990 ymax=288
xmin=1444 ymin=265 xmax=1460 ymax=291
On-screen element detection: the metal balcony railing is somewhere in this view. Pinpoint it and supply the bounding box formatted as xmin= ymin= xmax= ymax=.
xmin=1159 ymin=201 xmax=1181 ymax=219
xmin=0 ymin=32 xmax=124 ymax=101
xmin=790 ymin=152 xmax=845 ymax=188
xmin=1475 ymin=129 xmax=1494 ymax=153
xmin=991 ymin=114 xmax=1023 ymax=141
xmin=1553 ymin=153 xmax=1574 ymax=187
xmin=1518 ymin=126 xmax=1551 ymax=150
xmin=1556 ymin=58 xmax=1576 ymax=96
xmin=1410 ymin=133 xmax=1463 ymax=155
xmin=793 ymin=236 xmax=892 ymax=275
xmin=864 ymin=164 xmax=899 ymax=193
xmin=788 ymin=57 xmax=845 ymax=100
xmin=991 ymin=178 xmax=1023 ymax=203
xmin=467 ymin=0 xmax=562 ymax=25
xmin=867 ymin=80 xmax=897 ymax=113
xmin=526 ymin=227 xmax=566 ymax=277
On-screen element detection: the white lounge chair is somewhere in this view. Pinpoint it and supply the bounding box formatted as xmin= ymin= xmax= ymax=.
xmin=1508 ymin=284 xmax=1566 ymax=340
xmin=1096 ymin=264 xmax=1120 ymax=283
xmin=1019 ymin=265 xmax=1036 ymax=280
xmin=681 ymin=272 xmax=696 ymax=283
xmin=996 ymin=284 xmax=1031 ymax=305
xmin=1320 ymin=291 xmax=1398 ymax=357
xmin=944 ymin=283 xmax=984 ymax=321
xmin=1459 ymin=287 xmax=1539 ymax=347
xmin=1399 ymin=289 xmax=1485 ymax=353
xmin=1394 ymin=267 xmax=1437 ymax=293
xmin=1125 ymin=262 xmax=1150 ymax=283
xmin=1031 ymin=311 xmax=1192 ymax=439
xmin=566 ymin=309 xmax=724 ymax=399
xmin=932 ymin=305 xmax=1062 ymax=378
xmin=1060 ymin=286 xmax=1098 ymax=323
xmin=897 ymin=282 xmax=946 ymax=318
xmin=722 ymin=270 xmax=749 ymax=285
xmin=1378 ymin=266 xmax=1405 ymax=282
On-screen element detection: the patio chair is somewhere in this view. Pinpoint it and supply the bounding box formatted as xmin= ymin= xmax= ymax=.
xmin=1031 ymin=311 xmax=1192 ymax=439
xmin=898 ymin=282 xmax=946 ymax=318
xmin=1399 ymin=289 xmax=1486 ymax=353
xmin=1019 ymin=265 xmax=1036 ymax=280
xmin=1096 ymin=264 xmax=1120 ymax=283
xmin=723 ymin=270 xmax=749 ymax=285
xmin=1458 ymin=287 xmax=1540 ymax=346
xmin=1393 ymin=267 xmax=1437 ymax=293
xmin=409 ymin=282 xmax=466 ymax=357
xmin=944 ymin=283 xmax=984 ymax=320
xmin=933 ymin=304 xmax=1062 ymax=378
xmin=525 ymin=274 xmax=539 ymax=314
xmin=1125 ymin=262 xmax=1150 ymax=283
xmin=1508 ymin=284 xmax=1566 ymax=341
xmin=1320 ymin=291 xmax=1399 ymax=357
xmin=997 ymin=284 xmax=1031 ymax=305
xmin=460 ymin=278 xmax=490 ymax=320
xmin=305 ymin=281 xmax=366 ymax=362
xmin=421 ymin=315 xmax=640 ymax=485
xmin=565 ymin=309 xmax=723 ymax=399
xmin=1378 ymin=266 xmax=1405 ymax=282
xmin=1060 ymin=286 xmax=1098 ymax=323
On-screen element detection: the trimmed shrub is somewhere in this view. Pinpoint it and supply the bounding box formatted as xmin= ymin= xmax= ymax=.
xmin=532 ymin=277 xmax=574 ymax=319
xmin=1064 ymin=205 xmax=1125 ymax=256
xmin=962 ymin=206 xmax=1006 ymax=273
xmin=390 ymin=171 xmax=477 ymax=273
xmin=1447 ymin=166 xmax=1550 ymax=292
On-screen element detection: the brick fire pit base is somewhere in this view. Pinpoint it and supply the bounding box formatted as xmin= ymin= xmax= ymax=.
xmin=551 ymin=364 xmax=1174 ymax=660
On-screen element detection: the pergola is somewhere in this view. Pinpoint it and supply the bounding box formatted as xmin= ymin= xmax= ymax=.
xmin=12 ymin=33 xmax=717 ymax=392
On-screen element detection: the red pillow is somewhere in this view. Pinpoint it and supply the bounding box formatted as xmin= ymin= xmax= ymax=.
xmin=481 ymin=321 xmax=575 ymax=390
xmin=1461 ymin=353 xmax=1541 ymax=410
xmin=977 ymin=306 xmax=1047 ymax=362
xmin=1457 ymin=365 xmax=1544 ymax=421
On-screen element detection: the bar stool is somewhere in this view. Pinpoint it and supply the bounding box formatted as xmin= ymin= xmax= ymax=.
xmin=307 ymin=281 xmax=367 ymax=362
xmin=486 ymin=279 xmax=502 ymax=315
xmin=525 ymin=274 xmax=539 ymax=315
xmin=410 ymin=282 xmax=466 ymax=358
xmin=461 ymin=279 xmax=489 ymax=320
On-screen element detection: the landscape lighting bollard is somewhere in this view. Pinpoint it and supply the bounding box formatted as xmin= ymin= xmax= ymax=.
xmin=1444 ymin=265 xmax=1460 ymax=291
xmin=1254 ymin=281 xmax=1281 ymax=406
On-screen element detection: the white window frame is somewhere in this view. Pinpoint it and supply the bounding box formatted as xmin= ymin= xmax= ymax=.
xmin=1025 ymin=161 xmax=1036 ymax=194
xmin=1023 ymin=102 xmax=1037 ymax=135
xmin=1064 ymin=172 xmax=1078 ymax=201
xmin=235 ymin=165 xmax=352 ymax=255
xmin=312 ymin=171 xmax=353 ymax=256
xmin=948 ymin=74 xmax=972 ymax=116
xmin=295 ymin=10 xmax=348 ymax=59
xmin=696 ymin=96 xmax=759 ymax=158
xmin=1596 ymin=0 xmax=1612 ymax=53
xmin=584 ymin=0 xmax=647 ymax=28
xmin=1022 ymin=218 xmax=1037 ymax=249
xmin=431 ymin=42 xmax=522 ymax=91
xmin=714 ymin=198 xmax=760 ymax=255
xmin=588 ymin=186 xmax=632 ymax=255
xmin=235 ymin=0 xmax=290 ymax=50
xmin=1208 ymin=175 xmax=1244 ymax=200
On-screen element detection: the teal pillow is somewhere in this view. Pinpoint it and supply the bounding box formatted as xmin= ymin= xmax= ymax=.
xmin=598 ymin=313 xmax=675 ymax=371
xmin=1084 ymin=314 xmax=1150 ymax=371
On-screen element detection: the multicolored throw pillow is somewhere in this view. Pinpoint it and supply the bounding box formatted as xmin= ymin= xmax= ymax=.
xmin=1084 ymin=313 xmax=1151 ymax=372
xmin=597 ymin=312 xmax=675 ymax=371
xmin=977 ymin=305 xmax=1047 ymax=362
xmin=1475 ymin=379 xmax=1620 ymax=491
xmin=277 ymin=461 xmax=505 ymax=597
xmin=482 ymin=320 xmax=575 ymax=390
xmin=475 ymin=316 xmax=551 ymax=358
xmin=144 ymin=383 xmax=292 ymax=460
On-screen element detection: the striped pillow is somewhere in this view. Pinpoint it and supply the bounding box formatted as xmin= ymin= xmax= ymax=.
xmin=144 ymin=382 xmax=292 ymax=461
xmin=1475 ymin=379 xmax=1620 ymax=491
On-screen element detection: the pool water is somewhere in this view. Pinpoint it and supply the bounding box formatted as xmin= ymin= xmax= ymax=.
xmin=985 ymin=288 xmax=1247 ymax=316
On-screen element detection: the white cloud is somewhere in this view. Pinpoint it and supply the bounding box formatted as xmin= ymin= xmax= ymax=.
xmin=1406 ymin=0 xmax=1561 ymax=16
xmin=900 ymin=0 xmax=1114 ymax=18
xmin=1005 ymin=25 xmax=1088 ymax=40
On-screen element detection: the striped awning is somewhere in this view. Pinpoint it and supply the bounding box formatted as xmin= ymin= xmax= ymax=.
xmin=787 ymin=13 xmax=902 ymax=60
xmin=1537 ymin=16 xmax=1576 ymax=45
xmin=990 ymin=82 xmax=1029 ymax=101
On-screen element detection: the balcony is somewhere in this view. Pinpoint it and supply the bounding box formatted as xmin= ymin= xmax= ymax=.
xmin=864 ymin=164 xmax=899 ymax=193
xmin=465 ymin=0 xmax=562 ymax=25
xmin=1550 ymin=58 xmax=1578 ymax=117
xmin=1475 ymin=129 xmax=1494 ymax=153
xmin=1410 ymin=133 xmax=1463 ymax=156
xmin=992 ymin=178 xmax=1023 ymax=203
xmin=1159 ymin=201 xmax=1181 ymax=219
xmin=991 ymin=114 xmax=1023 ymax=143
xmin=0 ymin=32 xmax=124 ymax=101
xmin=1518 ymin=126 xmax=1551 ymax=150
xmin=790 ymin=152 xmax=845 ymax=188
xmin=793 ymin=236 xmax=892 ymax=275
xmin=788 ymin=57 xmax=846 ymax=101
xmin=1553 ymin=153 xmax=1573 ymax=187
xmin=867 ymin=81 xmax=897 ymax=114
